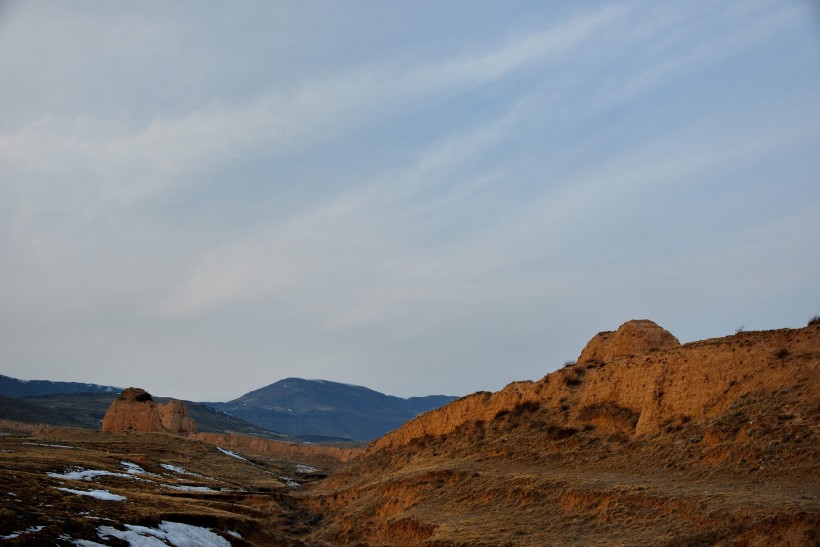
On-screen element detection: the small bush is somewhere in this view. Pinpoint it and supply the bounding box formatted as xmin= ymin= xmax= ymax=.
xmin=563 ymin=360 xmax=576 ymax=368
xmin=735 ymin=324 xmax=746 ymax=334
xmin=510 ymin=400 xmax=541 ymax=416
xmin=808 ymin=314 xmax=820 ymax=326
xmin=774 ymin=347 xmax=789 ymax=359
xmin=546 ymin=424 xmax=579 ymax=440
xmin=564 ymin=376 xmax=582 ymax=387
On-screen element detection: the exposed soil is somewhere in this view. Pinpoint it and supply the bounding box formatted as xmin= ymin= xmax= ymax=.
xmin=301 ymin=323 xmax=820 ymax=545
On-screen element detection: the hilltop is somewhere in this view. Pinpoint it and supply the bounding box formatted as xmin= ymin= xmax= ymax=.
xmin=303 ymin=320 xmax=819 ymax=545
xmin=0 ymin=375 xmax=121 ymax=398
xmin=209 ymin=378 xmax=457 ymax=441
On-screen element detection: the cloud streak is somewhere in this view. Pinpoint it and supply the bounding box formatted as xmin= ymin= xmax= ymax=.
xmin=0 ymin=1 xmax=818 ymax=400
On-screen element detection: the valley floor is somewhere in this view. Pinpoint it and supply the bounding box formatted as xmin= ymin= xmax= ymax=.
xmin=0 ymin=428 xmax=322 ymax=545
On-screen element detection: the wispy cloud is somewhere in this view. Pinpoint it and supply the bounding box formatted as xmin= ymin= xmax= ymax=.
xmin=0 ymin=1 xmax=817 ymax=399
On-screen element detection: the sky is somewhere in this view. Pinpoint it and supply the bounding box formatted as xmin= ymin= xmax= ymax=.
xmin=1 ymin=1 xmax=819 ymax=402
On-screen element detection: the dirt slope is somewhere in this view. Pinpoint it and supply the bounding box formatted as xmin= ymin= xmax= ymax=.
xmin=303 ymin=321 xmax=820 ymax=545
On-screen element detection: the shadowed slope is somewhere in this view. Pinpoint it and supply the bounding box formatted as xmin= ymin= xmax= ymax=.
xmin=211 ymin=378 xmax=456 ymax=441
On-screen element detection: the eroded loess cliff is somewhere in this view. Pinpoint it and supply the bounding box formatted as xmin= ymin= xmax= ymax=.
xmin=367 ymin=320 xmax=818 ymax=450
xmin=192 ymin=432 xmax=362 ymax=467
xmin=303 ymin=321 xmax=820 ymax=545
xmin=101 ymin=388 xmax=197 ymax=435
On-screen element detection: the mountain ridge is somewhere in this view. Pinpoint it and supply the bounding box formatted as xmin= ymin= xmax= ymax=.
xmin=209 ymin=377 xmax=457 ymax=441
xmin=0 ymin=374 xmax=456 ymax=442
xmin=0 ymin=374 xmax=121 ymax=398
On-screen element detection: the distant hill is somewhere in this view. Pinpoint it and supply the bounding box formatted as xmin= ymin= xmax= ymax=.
xmin=0 ymin=376 xmax=287 ymax=439
xmin=0 ymin=374 xmax=456 ymax=442
xmin=0 ymin=394 xmax=98 ymax=428
xmin=0 ymin=374 xmax=121 ymax=398
xmin=208 ymin=378 xmax=457 ymax=441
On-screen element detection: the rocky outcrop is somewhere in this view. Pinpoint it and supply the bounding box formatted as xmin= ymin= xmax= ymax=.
xmin=308 ymin=321 xmax=820 ymax=546
xmin=157 ymin=399 xmax=197 ymax=435
xmin=369 ymin=321 xmax=818 ymax=451
xmin=577 ymin=319 xmax=680 ymax=364
xmin=101 ymin=388 xmax=197 ymax=435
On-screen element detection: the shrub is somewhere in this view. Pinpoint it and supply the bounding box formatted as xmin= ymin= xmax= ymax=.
xmin=546 ymin=424 xmax=579 ymax=440
xmin=510 ymin=400 xmax=541 ymax=417
xmin=808 ymin=314 xmax=820 ymax=326
xmin=735 ymin=324 xmax=746 ymax=334
xmin=563 ymin=360 xmax=576 ymax=368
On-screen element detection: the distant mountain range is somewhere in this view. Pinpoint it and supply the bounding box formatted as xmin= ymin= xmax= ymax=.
xmin=208 ymin=378 xmax=457 ymax=441
xmin=0 ymin=374 xmax=457 ymax=442
xmin=0 ymin=374 xmax=121 ymax=398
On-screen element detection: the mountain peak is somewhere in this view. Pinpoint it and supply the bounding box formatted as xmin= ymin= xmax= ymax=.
xmin=214 ymin=378 xmax=457 ymax=441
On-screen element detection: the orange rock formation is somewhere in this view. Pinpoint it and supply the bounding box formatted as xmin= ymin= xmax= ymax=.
xmin=306 ymin=320 xmax=819 ymax=545
xmin=101 ymin=388 xmax=197 ymax=435
xmin=369 ymin=319 xmax=818 ymax=451
xmin=577 ymin=318 xmax=680 ymax=364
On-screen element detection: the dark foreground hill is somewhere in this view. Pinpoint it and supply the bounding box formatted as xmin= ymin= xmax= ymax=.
xmin=209 ymin=378 xmax=457 ymax=442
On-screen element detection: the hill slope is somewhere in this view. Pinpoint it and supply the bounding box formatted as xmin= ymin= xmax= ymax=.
xmin=0 ymin=390 xmax=288 ymax=439
xmin=303 ymin=320 xmax=820 ymax=545
xmin=0 ymin=374 xmax=121 ymax=398
xmin=210 ymin=378 xmax=457 ymax=441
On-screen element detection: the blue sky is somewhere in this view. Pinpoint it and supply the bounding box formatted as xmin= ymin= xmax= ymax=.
xmin=1 ymin=1 xmax=819 ymax=401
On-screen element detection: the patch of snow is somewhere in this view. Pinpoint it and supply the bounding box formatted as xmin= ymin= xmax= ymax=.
xmin=48 ymin=467 xmax=132 ymax=481
xmin=160 ymin=463 xmax=202 ymax=477
xmin=120 ymin=461 xmax=151 ymax=475
xmin=161 ymin=463 xmax=186 ymax=473
xmin=23 ymin=442 xmax=75 ymax=448
xmin=7 ymin=491 xmax=16 ymax=496
xmin=98 ymin=521 xmax=230 ymax=547
xmin=74 ymin=540 xmax=107 ymax=546
xmin=227 ymin=530 xmax=242 ymax=539
xmin=279 ymin=476 xmax=301 ymax=489
xmin=98 ymin=526 xmax=168 ymax=546
xmin=0 ymin=525 xmax=44 ymax=540
xmin=216 ymin=447 xmax=248 ymax=461
xmin=57 ymin=487 xmax=127 ymax=501
xmin=294 ymin=464 xmax=318 ymax=474
xmin=159 ymin=521 xmax=231 ymax=546
xmin=165 ymin=484 xmax=219 ymax=493
xmin=0 ymin=449 xmax=14 ymax=452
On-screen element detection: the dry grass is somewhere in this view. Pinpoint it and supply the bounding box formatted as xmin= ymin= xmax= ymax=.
xmin=0 ymin=429 xmax=325 ymax=545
